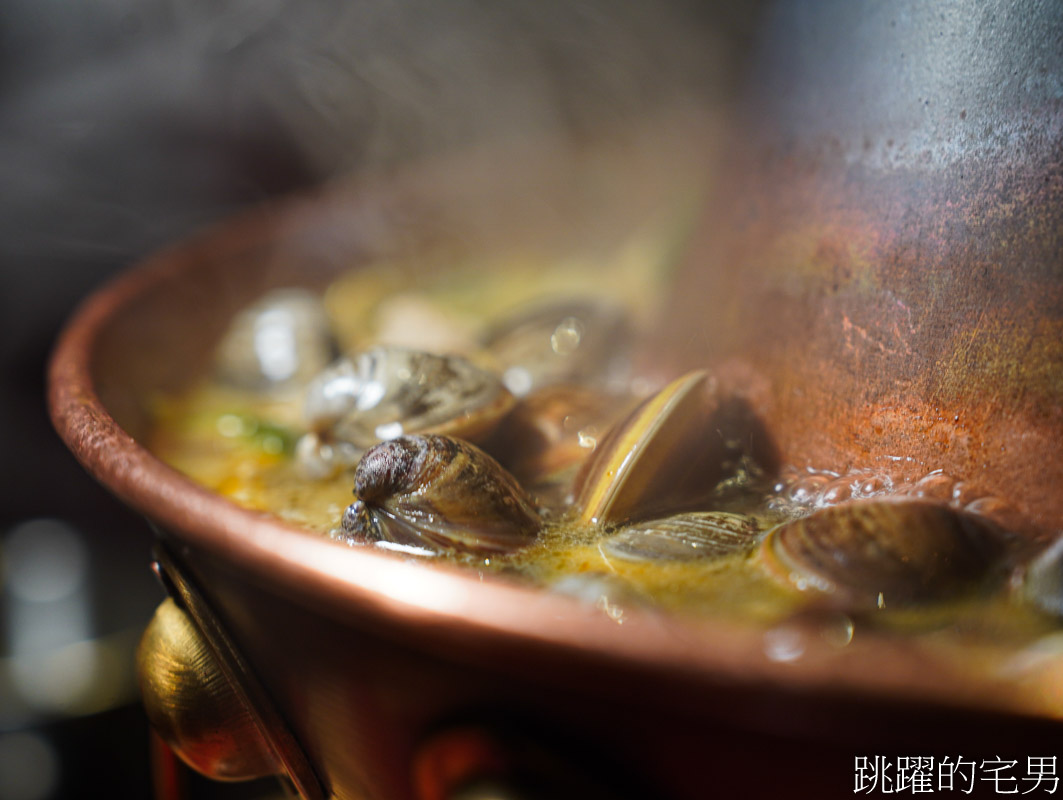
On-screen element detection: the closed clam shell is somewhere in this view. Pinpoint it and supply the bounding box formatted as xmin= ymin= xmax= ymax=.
xmin=297 ymin=347 xmax=515 ymax=478
xmin=600 ymin=512 xmax=759 ymax=563
xmin=572 ymin=370 xmax=726 ymax=526
xmin=759 ymin=499 xmax=1006 ymax=609
xmin=214 ymin=289 xmax=338 ymax=392
xmin=339 ymin=434 xmax=541 ymax=555
xmin=482 ymin=298 xmax=632 ymax=396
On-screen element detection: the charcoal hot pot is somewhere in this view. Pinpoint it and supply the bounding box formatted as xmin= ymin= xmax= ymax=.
xmin=49 ymin=2 xmax=1063 ymax=798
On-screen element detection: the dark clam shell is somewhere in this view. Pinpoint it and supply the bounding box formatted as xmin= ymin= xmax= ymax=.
xmin=338 ymin=434 xmax=541 ymax=555
xmin=759 ymin=499 xmax=1007 ymax=609
xmin=600 ymin=512 xmax=759 ymax=563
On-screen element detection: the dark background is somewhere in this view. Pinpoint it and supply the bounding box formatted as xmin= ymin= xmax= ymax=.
xmin=0 ymin=3 xmax=753 ymax=797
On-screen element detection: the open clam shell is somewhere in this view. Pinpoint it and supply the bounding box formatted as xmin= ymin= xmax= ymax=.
xmin=572 ymin=370 xmax=727 ymax=526
xmin=338 ymin=434 xmax=541 ymax=555
xmin=759 ymin=498 xmax=1008 ymax=610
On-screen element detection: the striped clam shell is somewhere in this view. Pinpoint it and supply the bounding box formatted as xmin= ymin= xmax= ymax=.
xmin=339 ymin=434 xmax=541 ymax=555
xmin=759 ymin=499 xmax=1007 ymax=609
xmin=600 ymin=511 xmax=760 ymax=563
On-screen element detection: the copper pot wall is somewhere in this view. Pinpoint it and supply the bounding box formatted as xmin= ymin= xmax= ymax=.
xmin=49 ymin=2 xmax=1063 ymax=799
xmin=664 ymin=0 xmax=1063 ymax=539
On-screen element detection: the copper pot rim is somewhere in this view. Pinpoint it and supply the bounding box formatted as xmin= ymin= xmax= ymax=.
xmin=45 ymin=174 xmax=1060 ymax=727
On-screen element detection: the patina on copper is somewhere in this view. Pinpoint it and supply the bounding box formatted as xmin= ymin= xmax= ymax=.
xmin=663 ymin=0 xmax=1063 ymax=538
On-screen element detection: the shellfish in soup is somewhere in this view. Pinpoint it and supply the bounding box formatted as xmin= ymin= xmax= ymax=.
xmin=758 ymin=499 xmax=1010 ymax=610
xmin=150 ymin=257 xmax=1051 ymax=666
xmin=337 ymin=434 xmax=541 ymax=556
xmin=296 ymin=347 xmax=515 ymax=478
xmin=600 ymin=511 xmax=760 ymax=563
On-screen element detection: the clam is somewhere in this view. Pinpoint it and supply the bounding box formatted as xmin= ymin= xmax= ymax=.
xmin=482 ymin=298 xmax=632 ymax=396
xmin=600 ymin=512 xmax=759 ymax=563
xmin=296 ymin=347 xmax=515 ymax=478
xmin=337 ymin=434 xmax=541 ymax=555
xmin=759 ymin=499 xmax=1007 ymax=609
xmin=572 ymin=370 xmax=727 ymax=526
xmin=214 ymin=289 xmax=338 ymax=392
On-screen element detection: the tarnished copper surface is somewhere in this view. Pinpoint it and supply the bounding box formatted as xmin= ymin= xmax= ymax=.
xmin=666 ymin=148 xmax=1063 ymax=539
xmin=662 ymin=2 xmax=1063 ymax=539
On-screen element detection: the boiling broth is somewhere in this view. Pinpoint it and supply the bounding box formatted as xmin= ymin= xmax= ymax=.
xmin=148 ymin=250 xmax=1060 ymax=657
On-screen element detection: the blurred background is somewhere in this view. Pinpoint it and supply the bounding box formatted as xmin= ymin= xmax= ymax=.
xmin=0 ymin=2 xmax=755 ymax=797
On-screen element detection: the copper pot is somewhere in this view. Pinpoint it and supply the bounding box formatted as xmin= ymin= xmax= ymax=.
xmin=49 ymin=3 xmax=1063 ymax=798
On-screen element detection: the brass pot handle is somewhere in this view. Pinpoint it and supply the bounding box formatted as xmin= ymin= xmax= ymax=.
xmin=137 ymin=546 xmax=325 ymax=799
